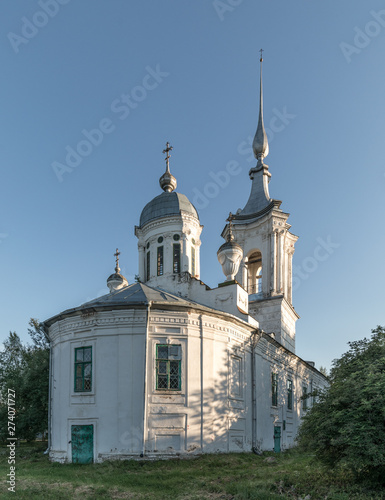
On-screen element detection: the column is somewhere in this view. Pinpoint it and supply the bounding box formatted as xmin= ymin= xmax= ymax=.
xmin=277 ymin=230 xmax=284 ymax=294
xmin=261 ymin=235 xmax=269 ymax=296
xmin=181 ymin=234 xmax=188 ymax=273
xmin=138 ymin=245 xmax=145 ymax=282
xmin=270 ymin=231 xmax=277 ymax=294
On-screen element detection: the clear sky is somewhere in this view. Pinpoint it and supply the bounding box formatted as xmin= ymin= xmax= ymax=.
xmin=1 ymin=0 xmax=384 ymax=371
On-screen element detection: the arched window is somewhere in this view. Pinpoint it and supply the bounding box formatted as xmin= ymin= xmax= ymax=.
xmin=173 ymin=244 xmax=181 ymax=273
xmin=157 ymin=246 xmax=164 ymax=276
xmin=247 ymin=250 xmax=262 ymax=296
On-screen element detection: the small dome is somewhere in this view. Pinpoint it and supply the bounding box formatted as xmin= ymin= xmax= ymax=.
xmin=107 ymin=272 xmax=125 ymax=284
xmin=139 ymin=191 xmax=199 ymax=228
xmin=107 ymin=272 xmax=128 ymax=292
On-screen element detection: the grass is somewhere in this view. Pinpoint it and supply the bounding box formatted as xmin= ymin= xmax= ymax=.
xmin=0 ymin=443 xmax=384 ymax=499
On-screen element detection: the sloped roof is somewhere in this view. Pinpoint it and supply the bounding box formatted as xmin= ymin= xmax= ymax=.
xmin=43 ymin=282 xmax=224 ymax=327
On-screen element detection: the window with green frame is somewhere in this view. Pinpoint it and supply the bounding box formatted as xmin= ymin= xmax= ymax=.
xmin=74 ymin=347 xmax=92 ymax=392
xmin=302 ymin=385 xmax=308 ymax=410
xmin=272 ymin=372 xmax=278 ymax=406
xmin=156 ymin=344 xmax=181 ymax=390
xmin=287 ymin=379 xmax=293 ymax=410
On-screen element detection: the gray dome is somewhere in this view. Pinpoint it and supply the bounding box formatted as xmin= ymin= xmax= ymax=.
xmin=139 ymin=191 xmax=199 ymax=228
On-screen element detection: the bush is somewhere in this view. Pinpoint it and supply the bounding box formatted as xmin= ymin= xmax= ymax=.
xmin=297 ymin=326 xmax=385 ymax=483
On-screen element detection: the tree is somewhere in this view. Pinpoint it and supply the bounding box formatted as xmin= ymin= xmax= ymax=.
xmin=0 ymin=319 xmax=49 ymax=442
xmin=318 ymin=365 xmax=328 ymax=377
xmin=297 ymin=326 xmax=385 ymax=483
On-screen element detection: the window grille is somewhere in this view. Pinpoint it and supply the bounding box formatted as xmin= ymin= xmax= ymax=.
xmin=272 ymin=372 xmax=278 ymax=406
xmin=157 ymin=246 xmax=163 ymax=276
xmin=156 ymin=344 xmax=181 ymax=390
xmin=302 ymin=386 xmax=308 ymax=410
xmin=74 ymin=347 xmax=92 ymax=392
xmin=173 ymin=244 xmax=181 ymax=273
xmin=287 ymin=379 xmax=293 ymax=410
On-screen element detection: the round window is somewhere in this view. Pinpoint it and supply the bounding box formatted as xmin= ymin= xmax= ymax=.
xmin=158 ymin=236 xmax=163 ymax=243
xmin=191 ymin=238 xmax=196 ymax=245
xmin=173 ymin=234 xmax=180 ymax=241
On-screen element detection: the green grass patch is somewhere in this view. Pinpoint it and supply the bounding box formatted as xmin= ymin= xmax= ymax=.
xmin=0 ymin=443 xmax=384 ymax=499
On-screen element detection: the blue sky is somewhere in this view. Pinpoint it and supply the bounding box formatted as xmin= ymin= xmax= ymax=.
xmin=1 ymin=0 xmax=384 ymax=371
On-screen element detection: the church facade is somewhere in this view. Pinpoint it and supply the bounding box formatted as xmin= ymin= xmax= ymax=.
xmin=43 ymin=60 xmax=327 ymax=463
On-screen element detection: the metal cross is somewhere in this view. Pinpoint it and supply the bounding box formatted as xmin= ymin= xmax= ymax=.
xmin=114 ymin=248 xmax=120 ymax=272
xmin=259 ymin=48 xmax=264 ymax=62
xmin=162 ymin=142 xmax=173 ymax=170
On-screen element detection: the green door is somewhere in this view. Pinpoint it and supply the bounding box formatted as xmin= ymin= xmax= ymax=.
xmin=274 ymin=426 xmax=281 ymax=453
xmin=71 ymin=425 xmax=93 ymax=464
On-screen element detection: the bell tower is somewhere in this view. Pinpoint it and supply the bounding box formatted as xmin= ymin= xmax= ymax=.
xmin=221 ymin=52 xmax=299 ymax=353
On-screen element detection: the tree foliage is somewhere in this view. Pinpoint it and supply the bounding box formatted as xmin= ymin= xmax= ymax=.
xmin=0 ymin=319 xmax=49 ymax=442
xmin=297 ymin=326 xmax=385 ymax=483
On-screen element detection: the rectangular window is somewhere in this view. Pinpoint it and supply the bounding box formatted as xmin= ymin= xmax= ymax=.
xmin=146 ymin=251 xmax=150 ymax=281
xmin=302 ymin=385 xmax=308 ymax=410
xmin=310 ymin=380 xmax=314 ymax=406
xmin=74 ymin=347 xmax=92 ymax=392
xmin=287 ymin=379 xmax=293 ymax=410
xmin=156 ymin=344 xmax=181 ymax=391
xmin=272 ymin=372 xmax=278 ymax=406
xmin=173 ymin=244 xmax=181 ymax=274
xmin=157 ymin=246 xmax=163 ymax=276
xmin=191 ymin=246 xmax=196 ymax=276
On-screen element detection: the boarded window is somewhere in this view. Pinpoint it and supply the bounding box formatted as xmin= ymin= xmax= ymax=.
xmin=230 ymin=357 xmax=241 ymax=397
xmin=191 ymin=246 xmax=196 ymax=276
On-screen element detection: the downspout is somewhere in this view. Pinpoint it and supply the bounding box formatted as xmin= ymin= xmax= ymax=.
xmin=142 ymin=302 xmax=152 ymax=457
xmin=199 ymin=314 xmax=204 ymax=451
xmin=251 ymin=328 xmax=263 ymax=453
xmin=42 ymin=323 xmax=52 ymax=454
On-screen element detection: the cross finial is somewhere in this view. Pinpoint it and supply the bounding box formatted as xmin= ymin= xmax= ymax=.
xmin=162 ymin=142 xmax=173 ymax=172
xmin=114 ymin=248 xmax=121 ymax=273
xmin=259 ymin=48 xmax=264 ymax=62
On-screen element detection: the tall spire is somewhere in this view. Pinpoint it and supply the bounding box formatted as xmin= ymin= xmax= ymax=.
xmin=252 ymin=49 xmax=269 ymax=164
xmin=159 ymin=141 xmax=177 ymax=192
xmin=239 ymin=50 xmax=272 ymax=216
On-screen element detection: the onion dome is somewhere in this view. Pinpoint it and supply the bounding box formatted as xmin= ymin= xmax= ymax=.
xmin=107 ymin=249 xmax=128 ymax=293
xmin=217 ymin=213 xmax=243 ymax=281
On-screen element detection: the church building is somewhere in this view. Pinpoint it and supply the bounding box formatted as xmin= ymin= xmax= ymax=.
xmin=43 ymin=58 xmax=327 ymax=464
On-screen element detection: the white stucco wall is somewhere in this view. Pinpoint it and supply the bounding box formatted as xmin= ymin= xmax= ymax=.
xmin=47 ymin=303 xmax=327 ymax=462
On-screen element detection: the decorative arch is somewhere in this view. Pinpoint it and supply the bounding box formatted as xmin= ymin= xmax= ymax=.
xmin=247 ymin=249 xmax=262 ymax=296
